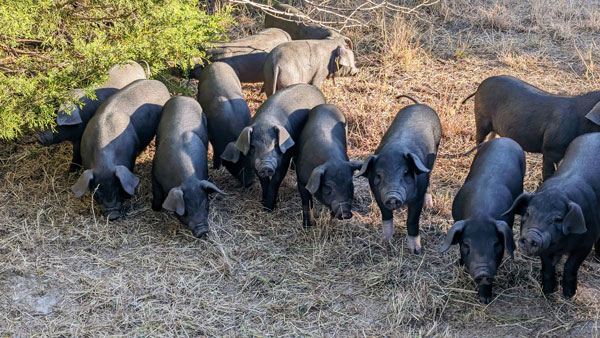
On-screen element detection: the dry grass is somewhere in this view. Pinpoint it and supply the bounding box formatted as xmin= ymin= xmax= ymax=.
xmin=2 ymin=0 xmax=600 ymax=336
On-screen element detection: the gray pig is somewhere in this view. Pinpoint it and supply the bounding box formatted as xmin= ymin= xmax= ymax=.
xmin=220 ymin=83 xmax=326 ymax=211
xmin=152 ymin=96 xmax=226 ymax=238
xmin=36 ymin=61 xmax=147 ymax=171
xmin=71 ymin=79 xmax=170 ymax=220
xmin=462 ymin=75 xmax=600 ymax=180
xmin=263 ymin=39 xmax=358 ymax=97
xmin=295 ymin=104 xmax=362 ymax=226
xmin=191 ymin=28 xmax=292 ymax=82
xmin=503 ymin=132 xmax=600 ymax=299
xmin=440 ymin=138 xmax=524 ymax=304
xmin=197 ymin=62 xmax=254 ymax=186
xmin=357 ymin=99 xmax=441 ymax=254
xmin=264 ymin=3 xmax=353 ymax=48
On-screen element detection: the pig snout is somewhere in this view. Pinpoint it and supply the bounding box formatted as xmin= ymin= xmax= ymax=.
xmin=383 ymin=192 xmax=404 ymax=210
xmin=100 ymin=203 xmax=123 ymax=221
xmin=473 ymin=267 xmax=494 ymax=286
xmin=519 ymin=229 xmax=550 ymax=255
xmin=191 ymin=224 xmax=209 ymax=238
xmin=36 ymin=130 xmax=54 ymax=146
xmin=332 ymin=202 xmax=352 ymax=220
xmin=256 ymin=161 xmax=276 ymax=178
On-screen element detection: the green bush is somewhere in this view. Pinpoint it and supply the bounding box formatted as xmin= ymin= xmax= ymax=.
xmin=0 ymin=0 xmax=233 ymax=140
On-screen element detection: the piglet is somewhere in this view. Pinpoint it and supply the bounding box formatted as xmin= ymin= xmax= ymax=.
xmin=220 ymin=83 xmax=326 ymax=211
xmin=357 ymin=98 xmax=441 ymax=254
xmin=295 ymin=104 xmax=362 ymax=226
xmin=440 ymin=137 xmax=524 ymax=303
xmin=71 ymin=79 xmax=170 ymax=220
xmin=152 ymin=96 xmax=226 ymax=237
xmin=503 ymin=132 xmax=600 ymax=298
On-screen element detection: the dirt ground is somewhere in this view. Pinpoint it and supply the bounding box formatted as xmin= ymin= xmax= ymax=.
xmin=1 ymin=0 xmax=600 ymax=336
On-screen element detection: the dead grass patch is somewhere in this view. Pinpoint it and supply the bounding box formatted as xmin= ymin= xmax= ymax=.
xmin=2 ymin=0 xmax=600 ymax=336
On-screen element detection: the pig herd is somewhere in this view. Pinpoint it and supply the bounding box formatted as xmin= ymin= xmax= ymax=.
xmin=36 ymin=6 xmax=600 ymax=305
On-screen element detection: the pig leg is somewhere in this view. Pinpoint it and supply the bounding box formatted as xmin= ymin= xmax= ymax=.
xmin=376 ymin=198 xmax=394 ymax=240
xmin=151 ymin=177 xmax=164 ymax=212
xmin=69 ymin=141 xmax=82 ymax=172
xmin=259 ymin=176 xmax=271 ymax=208
xmin=262 ymin=155 xmax=292 ymax=212
xmin=474 ymin=115 xmax=492 ymax=144
xmin=541 ymin=145 xmax=564 ymax=181
xmin=540 ymin=254 xmax=557 ymax=295
xmin=406 ymin=196 xmax=425 ymax=255
xmin=298 ymin=184 xmax=315 ymax=227
xmin=562 ymin=248 xmax=590 ymax=298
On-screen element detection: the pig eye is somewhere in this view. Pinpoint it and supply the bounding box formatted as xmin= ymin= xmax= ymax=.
xmin=553 ymin=216 xmax=563 ymax=223
xmin=402 ymin=169 xmax=409 ymax=177
xmin=373 ymin=173 xmax=382 ymax=185
xmin=461 ymin=243 xmax=470 ymax=255
xmin=322 ymin=186 xmax=332 ymax=196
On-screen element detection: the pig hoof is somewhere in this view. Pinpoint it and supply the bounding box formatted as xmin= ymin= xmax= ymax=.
xmin=407 ymin=235 xmax=422 ymax=254
xmin=382 ymin=220 xmax=394 ymax=241
xmin=192 ymin=225 xmax=209 ymax=238
xmin=303 ymin=219 xmax=315 ymax=227
xmin=423 ymin=193 xmax=434 ymax=209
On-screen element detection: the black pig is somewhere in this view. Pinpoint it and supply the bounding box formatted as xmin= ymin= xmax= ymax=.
xmin=440 ymin=138 xmax=524 ymax=303
xmin=152 ymin=97 xmax=226 ymax=237
xmin=295 ymin=104 xmax=362 ymax=226
xmin=197 ymin=61 xmax=254 ymax=186
xmin=220 ymin=83 xmax=326 ymax=211
xmin=71 ymin=79 xmax=170 ymax=220
xmin=503 ymin=132 xmax=600 ymax=298
xmin=357 ymin=101 xmax=441 ymax=254
xmin=463 ymin=75 xmax=600 ymax=180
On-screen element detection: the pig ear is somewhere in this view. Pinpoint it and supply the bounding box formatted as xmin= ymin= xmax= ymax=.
xmin=405 ymin=153 xmax=430 ymax=174
xmin=234 ymin=126 xmax=253 ymax=156
xmin=440 ymin=220 xmax=466 ymax=253
xmin=114 ymin=165 xmax=139 ymax=196
xmin=563 ymin=201 xmax=586 ymax=235
xmin=502 ymin=193 xmax=533 ymax=216
xmin=163 ymin=187 xmax=185 ymax=216
xmin=306 ymin=165 xmax=326 ymax=195
xmin=275 ymin=125 xmax=295 ymax=154
xmin=356 ymin=155 xmax=377 ymax=177
xmin=585 ymin=101 xmax=600 ymax=126
xmin=56 ymin=103 xmax=82 ymax=126
xmin=200 ymin=180 xmax=227 ymax=196
xmin=348 ymin=161 xmax=363 ymax=172
xmin=71 ymin=169 xmax=94 ymax=198
xmin=495 ymin=220 xmax=515 ymax=259
xmin=221 ymin=142 xmax=241 ymax=163
xmin=336 ymin=46 xmax=352 ymax=67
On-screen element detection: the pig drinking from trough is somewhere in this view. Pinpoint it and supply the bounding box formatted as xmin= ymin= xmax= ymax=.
xmin=152 ymin=96 xmax=226 ymax=238
xmin=263 ymin=39 xmax=358 ymax=97
xmin=36 ymin=61 xmax=147 ymax=172
xmin=190 ymin=28 xmax=292 ymax=82
xmin=197 ymin=61 xmax=254 ymax=186
xmin=357 ymin=97 xmax=441 ymax=254
xmin=503 ymin=132 xmax=600 ymax=299
xmin=295 ymin=104 xmax=362 ymax=227
xmin=463 ymin=75 xmax=600 ymax=180
xmin=71 ymin=79 xmax=170 ymax=220
xmin=220 ymin=83 xmax=326 ymax=211
xmin=440 ymin=137 xmax=524 ymax=304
